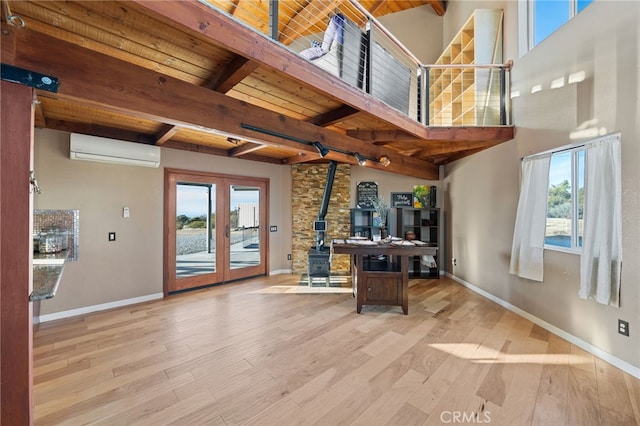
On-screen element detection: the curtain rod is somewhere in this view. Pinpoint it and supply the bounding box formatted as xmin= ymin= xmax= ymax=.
xmin=522 ymin=131 xmax=621 ymax=161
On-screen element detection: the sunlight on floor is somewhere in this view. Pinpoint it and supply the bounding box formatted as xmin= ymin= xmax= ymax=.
xmin=429 ymin=343 xmax=587 ymax=365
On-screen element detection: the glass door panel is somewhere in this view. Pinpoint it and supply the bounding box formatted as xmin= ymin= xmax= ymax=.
xmin=176 ymin=183 xmax=216 ymax=278
xmin=229 ymin=185 xmax=261 ymax=271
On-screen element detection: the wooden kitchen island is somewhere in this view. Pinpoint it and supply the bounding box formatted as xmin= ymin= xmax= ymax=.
xmin=331 ymin=240 xmax=438 ymax=315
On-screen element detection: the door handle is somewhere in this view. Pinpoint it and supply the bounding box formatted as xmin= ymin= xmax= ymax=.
xmin=225 ymin=225 xmax=230 ymax=238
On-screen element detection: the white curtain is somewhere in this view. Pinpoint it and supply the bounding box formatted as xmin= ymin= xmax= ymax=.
xmin=579 ymin=134 xmax=622 ymax=306
xmin=509 ymin=154 xmax=551 ymax=281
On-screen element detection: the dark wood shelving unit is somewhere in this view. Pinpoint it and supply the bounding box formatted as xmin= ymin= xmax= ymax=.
xmin=396 ymin=207 xmax=440 ymax=278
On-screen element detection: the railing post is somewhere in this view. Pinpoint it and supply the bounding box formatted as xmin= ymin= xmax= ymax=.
xmin=421 ymin=66 xmax=429 ymax=125
xmin=269 ymin=0 xmax=278 ymax=40
xmin=365 ymin=20 xmax=373 ymax=96
xmin=500 ymin=67 xmax=506 ymax=125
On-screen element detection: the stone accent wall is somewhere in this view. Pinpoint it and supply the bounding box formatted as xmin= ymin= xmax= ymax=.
xmin=291 ymin=163 xmax=351 ymax=275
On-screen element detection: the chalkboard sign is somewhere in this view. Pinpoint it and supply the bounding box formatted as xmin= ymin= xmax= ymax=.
xmin=356 ymin=181 xmax=378 ymax=208
xmin=391 ymin=192 xmax=413 ymax=207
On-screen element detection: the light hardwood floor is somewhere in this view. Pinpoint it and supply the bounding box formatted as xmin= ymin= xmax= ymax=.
xmin=33 ymin=275 xmax=640 ymax=425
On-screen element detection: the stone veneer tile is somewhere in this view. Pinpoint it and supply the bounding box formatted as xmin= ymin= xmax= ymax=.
xmin=292 ymin=164 xmax=351 ymax=274
xmin=33 ymin=209 xmax=79 ymax=261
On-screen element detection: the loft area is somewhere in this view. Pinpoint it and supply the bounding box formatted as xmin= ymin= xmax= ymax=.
xmin=2 ymin=0 xmax=514 ymax=179
xmin=2 ymin=1 xmax=514 ymax=179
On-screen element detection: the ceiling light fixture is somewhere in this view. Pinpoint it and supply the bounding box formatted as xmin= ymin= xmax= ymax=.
xmin=378 ymin=155 xmax=391 ymax=167
xmin=354 ymin=152 xmax=367 ymax=166
xmin=312 ymin=141 xmax=330 ymax=158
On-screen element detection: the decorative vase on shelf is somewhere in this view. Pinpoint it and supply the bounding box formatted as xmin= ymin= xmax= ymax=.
xmin=369 ymin=195 xmax=389 ymax=240
xmin=380 ymin=227 xmax=388 ymax=239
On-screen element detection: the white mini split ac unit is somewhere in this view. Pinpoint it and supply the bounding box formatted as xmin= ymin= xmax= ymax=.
xmin=69 ymin=133 xmax=161 ymax=168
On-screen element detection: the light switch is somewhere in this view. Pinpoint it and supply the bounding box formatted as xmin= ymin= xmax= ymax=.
xmin=123 ymin=207 xmax=130 ymax=218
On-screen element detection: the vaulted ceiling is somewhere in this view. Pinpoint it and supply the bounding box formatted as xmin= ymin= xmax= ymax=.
xmin=1 ymin=0 xmax=513 ymax=180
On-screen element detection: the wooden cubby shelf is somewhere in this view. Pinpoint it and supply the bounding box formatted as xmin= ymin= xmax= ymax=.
xmin=429 ymin=9 xmax=503 ymax=126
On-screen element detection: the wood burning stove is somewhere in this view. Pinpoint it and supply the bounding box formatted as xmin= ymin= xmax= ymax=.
xmin=307 ymin=247 xmax=331 ymax=286
xmin=307 ymin=161 xmax=337 ymax=286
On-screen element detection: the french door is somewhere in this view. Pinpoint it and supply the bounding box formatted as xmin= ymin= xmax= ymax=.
xmin=164 ymin=169 xmax=268 ymax=293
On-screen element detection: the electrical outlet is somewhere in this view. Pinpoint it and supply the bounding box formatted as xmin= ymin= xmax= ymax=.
xmin=618 ymin=319 xmax=629 ymax=336
xmin=287 ymin=254 xmax=291 ymax=260
xmin=452 ymin=258 xmax=457 ymax=266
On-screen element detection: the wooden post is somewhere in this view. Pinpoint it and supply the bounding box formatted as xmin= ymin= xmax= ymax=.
xmin=1 ymin=80 xmax=35 ymax=425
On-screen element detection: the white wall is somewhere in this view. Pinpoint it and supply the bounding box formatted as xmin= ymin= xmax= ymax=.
xmin=378 ymin=4 xmax=444 ymax=64
xmin=33 ymin=129 xmax=292 ymax=315
xmin=443 ymin=1 xmax=640 ymax=369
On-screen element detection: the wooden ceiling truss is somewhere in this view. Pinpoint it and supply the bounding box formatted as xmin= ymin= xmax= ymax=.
xmin=1 ymin=0 xmax=514 ymax=180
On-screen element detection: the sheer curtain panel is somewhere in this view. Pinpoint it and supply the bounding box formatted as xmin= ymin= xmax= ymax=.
xmin=509 ymin=154 xmax=551 ymax=281
xmin=579 ymin=133 xmax=622 ymax=306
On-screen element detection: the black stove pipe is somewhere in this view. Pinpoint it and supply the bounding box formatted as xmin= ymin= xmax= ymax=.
xmin=316 ymin=160 xmax=338 ymax=250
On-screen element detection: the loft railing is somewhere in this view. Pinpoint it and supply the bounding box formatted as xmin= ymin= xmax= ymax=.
xmin=200 ymin=0 xmax=511 ymax=126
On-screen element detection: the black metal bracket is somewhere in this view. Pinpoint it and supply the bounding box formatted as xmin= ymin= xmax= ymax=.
xmin=1 ymin=63 xmax=59 ymax=93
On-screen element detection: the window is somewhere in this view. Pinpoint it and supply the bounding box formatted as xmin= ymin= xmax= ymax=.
xmin=545 ymin=147 xmax=585 ymax=252
xmin=511 ymin=133 xmax=621 ymax=291
xmin=529 ymin=0 xmax=593 ymax=49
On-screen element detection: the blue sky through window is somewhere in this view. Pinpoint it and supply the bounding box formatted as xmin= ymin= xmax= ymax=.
xmin=534 ymin=0 xmax=570 ymax=46
xmin=533 ymin=0 xmax=592 ymax=47
xmin=177 ymin=184 xmax=259 ymax=217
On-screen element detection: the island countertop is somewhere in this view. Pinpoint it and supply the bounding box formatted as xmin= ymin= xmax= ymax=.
xmin=331 ymin=239 xmax=438 ymax=256
xmin=331 ymin=239 xmax=438 ymax=314
xmin=31 ymin=251 xmax=68 ymax=301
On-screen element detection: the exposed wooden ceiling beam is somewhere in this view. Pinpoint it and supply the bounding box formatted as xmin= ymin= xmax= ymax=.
xmin=308 ymin=105 xmax=360 ymax=127
xmin=415 ymin=139 xmax=504 ymax=157
xmin=367 ymin=1 xmax=386 ymax=16
xmin=281 ymin=148 xmax=394 ymax=173
xmin=163 ymin=140 xmax=283 ymax=164
xmin=206 ymin=55 xmax=259 ymax=93
xmin=279 ymin=0 xmax=342 ymax=45
xmin=4 ymin=26 xmax=438 ymax=179
xmin=229 ymin=142 xmax=267 ymax=157
xmin=42 ymin=119 xmax=156 ymax=144
xmin=158 ymin=55 xmax=259 ymax=145
xmin=154 ymin=124 xmax=179 ymax=145
xmin=347 ymin=129 xmax=414 ymax=142
xmin=230 ymin=0 xmax=241 ymax=17
xmin=130 ymin=0 xmax=431 ymax=142
xmin=283 ymin=152 xmax=315 ymax=165
xmin=428 ymin=0 xmax=446 ymax=16
xmin=347 ymin=126 xmax=513 ymax=142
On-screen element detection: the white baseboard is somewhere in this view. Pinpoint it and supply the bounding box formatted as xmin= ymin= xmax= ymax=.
xmin=36 ymin=270 xmax=296 ymax=324
xmin=34 ymin=293 xmax=164 ymax=324
xmin=446 ymin=273 xmax=640 ymax=380
xmin=270 ymin=268 xmax=293 ymax=275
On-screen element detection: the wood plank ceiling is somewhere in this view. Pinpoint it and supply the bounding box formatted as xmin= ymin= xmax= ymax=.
xmin=1 ymin=0 xmax=513 ymax=180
